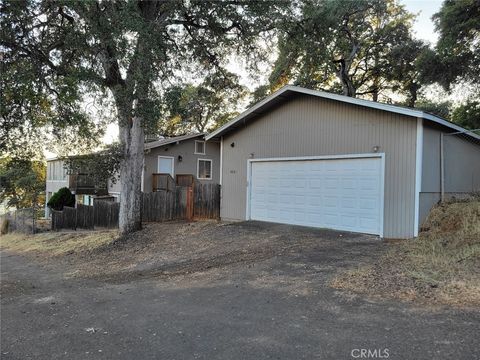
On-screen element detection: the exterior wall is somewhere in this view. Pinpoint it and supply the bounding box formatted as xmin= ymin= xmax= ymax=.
xmin=143 ymin=138 xmax=220 ymax=192
xmin=221 ymin=94 xmax=418 ymax=239
xmin=108 ymin=174 xmax=121 ymax=202
xmin=420 ymin=124 xmax=480 ymax=225
xmin=45 ymin=160 xmax=69 ymax=217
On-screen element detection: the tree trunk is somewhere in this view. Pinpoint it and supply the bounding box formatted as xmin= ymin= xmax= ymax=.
xmin=336 ymin=59 xmax=356 ymax=97
xmin=407 ymin=82 xmax=419 ymax=108
xmin=118 ymin=115 xmax=144 ymax=235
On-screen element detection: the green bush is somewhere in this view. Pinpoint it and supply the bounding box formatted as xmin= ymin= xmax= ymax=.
xmin=47 ymin=187 xmax=75 ymax=211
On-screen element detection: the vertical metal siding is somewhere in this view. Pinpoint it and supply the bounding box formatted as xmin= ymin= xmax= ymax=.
xmin=422 ymin=124 xmax=480 ymax=193
xmin=221 ymin=95 xmax=417 ymax=238
xmin=420 ymin=124 xmax=480 ymax=225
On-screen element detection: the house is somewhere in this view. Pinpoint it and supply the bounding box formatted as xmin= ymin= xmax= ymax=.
xmin=47 ymin=133 xmax=221 ymax=204
xmin=45 ymin=158 xmax=109 ymax=216
xmin=109 ymin=133 xmax=220 ymax=201
xmin=206 ymin=85 xmax=480 ymax=239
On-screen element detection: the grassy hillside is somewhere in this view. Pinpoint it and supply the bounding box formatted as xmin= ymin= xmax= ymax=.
xmin=332 ymin=200 xmax=480 ymax=307
xmin=0 ymin=230 xmax=118 ymax=256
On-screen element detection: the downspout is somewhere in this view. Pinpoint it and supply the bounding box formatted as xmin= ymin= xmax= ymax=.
xmin=219 ymin=136 xmax=223 ymax=186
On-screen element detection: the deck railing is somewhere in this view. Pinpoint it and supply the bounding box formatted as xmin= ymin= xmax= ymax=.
xmin=152 ymin=173 xmax=176 ymax=192
xmin=69 ymin=174 xmax=108 ymax=195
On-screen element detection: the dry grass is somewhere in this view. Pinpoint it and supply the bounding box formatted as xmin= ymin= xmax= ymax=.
xmin=331 ymin=200 xmax=480 ymax=308
xmin=0 ymin=230 xmax=118 ymax=256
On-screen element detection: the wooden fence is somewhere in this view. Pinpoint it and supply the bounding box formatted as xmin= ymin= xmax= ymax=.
xmin=141 ymin=187 xmax=188 ymax=222
xmin=94 ymin=201 xmax=120 ymax=228
xmin=52 ymin=202 xmax=119 ymax=231
xmin=193 ymin=183 xmax=221 ymax=219
xmin=51 ymin=184 xmax=220 ymax=231
xmin=1 ymin=208 xmax=37 ymax=234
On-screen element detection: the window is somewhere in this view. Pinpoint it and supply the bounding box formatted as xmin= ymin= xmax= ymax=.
xmin=197 ymin=159 xmax=212 ymax=180
xmin=47 ymin=160 xmax=65 ymax=180
xmin=195 ymin=140 xmax=206 ymax=155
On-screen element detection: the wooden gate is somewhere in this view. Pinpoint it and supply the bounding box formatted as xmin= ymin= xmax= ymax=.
xmin=193 ymin=183 xmax=221 ymax=219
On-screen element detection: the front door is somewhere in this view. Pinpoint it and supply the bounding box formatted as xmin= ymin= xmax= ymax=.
xmin=158 ymin=156 xmax=174 ymax=177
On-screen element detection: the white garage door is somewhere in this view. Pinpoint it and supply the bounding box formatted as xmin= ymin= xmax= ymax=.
xmin=248 ymin=156 xmax=384 ymax=236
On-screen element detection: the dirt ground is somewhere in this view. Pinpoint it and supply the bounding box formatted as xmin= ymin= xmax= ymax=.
xmin=4 ymin=220 xmax=365 ymax=282
xmin=331 ymin=200 xmax=480 ymax=308
xmin=1 ymin=220 xmax=479 ymax=359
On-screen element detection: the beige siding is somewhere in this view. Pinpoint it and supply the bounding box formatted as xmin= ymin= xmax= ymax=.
xmin=221 ymin=95 xmax=418 ymax=239
xmin=420 ymin=124 xmax=480 ymax=225
xmin=108 ymin=174 xmax=121 ymax=201
xmin=45 ymin=160 xmax=69 ymax=194
xmin=143 ymin=138 xmax=220 ymax=192
xmin=45 ymin=160 xmax=69 ymax=217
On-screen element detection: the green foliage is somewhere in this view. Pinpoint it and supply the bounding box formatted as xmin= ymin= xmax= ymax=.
xmin=268 ymin=0 xmax=420 ymax=101
xmin=414 ymin=99 xmax=452 ymax=119
xmin=0 ymin=1 xmax=107 ymax=158
xmin=250 ymin=85 xmax=271 ymax=106
xmin=1 ymin=0 xmax=290 ymax=233
xmin=414 ymin=98 xmax=479 ymax=130
xmin=432 ymin=0 xmax=480 ymax=87
xmin=63 ymin=143 xmax=123 ymax=186
xmin=0 ymin=157 xmax=46 ymax=210
xmin=1 ymin=0 xmax=288 ymax=146
xmin=47 ymin=187 xmax=75 ymax=211
xmin=159 ymin=72 xmax=246 ymax=135
xmin=415 ymin=0 xmax=480 ymax=127
xmin=418 ymin=0 xmax=479 ymax=90
xmin=451 ymin=101 xmax=480 ymax=130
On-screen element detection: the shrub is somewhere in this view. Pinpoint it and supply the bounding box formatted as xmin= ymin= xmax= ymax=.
xmin=47 ymin=187 xmax=75 ymax=211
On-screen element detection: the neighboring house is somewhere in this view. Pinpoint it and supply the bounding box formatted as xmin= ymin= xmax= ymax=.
xmin=206 ymin=85 xmax=480 ymax=239
xmin=45 ymin=159 xmax=68 ymax=217
xmin=80 ymin=134 xmax=220 ymax=203
xmin=45 ymin=158 xmax=109 ymax=217
xmin=47 ymin=134 xmax=220 ymax=213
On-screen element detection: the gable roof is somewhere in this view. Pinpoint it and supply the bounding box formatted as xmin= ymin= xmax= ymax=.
xmin=144 ymin=133 xmax=205 ymax=150
xmin=206 ymin=85 xmax=480 ymax=141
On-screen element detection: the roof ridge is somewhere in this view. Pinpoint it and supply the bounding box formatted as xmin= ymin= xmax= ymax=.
xmin=206 ymin=85 xmax=480 ymax=141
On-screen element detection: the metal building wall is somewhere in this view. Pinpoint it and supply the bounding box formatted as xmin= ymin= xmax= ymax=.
xmin=221 ymin=94 xmax=418 ymax=238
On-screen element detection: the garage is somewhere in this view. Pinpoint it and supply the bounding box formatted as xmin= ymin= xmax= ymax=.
xmin=247 ymin=155 xmax=385 ymax=236
xmin=207 ymin=86 xmax=480 ymax=238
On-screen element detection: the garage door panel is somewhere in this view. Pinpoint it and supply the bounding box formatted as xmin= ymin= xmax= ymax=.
xmin=341 ymin=197 xmax=357 ymax=209
xmin=249 ymin=157 xmax=383 ymax=235
xmin=359 ymin=197 xmax=377 ymax=210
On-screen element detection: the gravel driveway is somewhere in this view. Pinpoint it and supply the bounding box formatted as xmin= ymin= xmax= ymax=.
xmin=1 ymin=221 xmax=479 ymax=359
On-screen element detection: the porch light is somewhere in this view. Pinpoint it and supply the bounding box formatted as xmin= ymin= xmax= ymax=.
xmin=178 ymin=155 xmax=183 ymax=162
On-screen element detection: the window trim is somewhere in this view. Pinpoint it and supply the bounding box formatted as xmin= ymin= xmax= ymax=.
xmin=194 ymin=140 xmax=206 ymax=155
xmin=197 ymin=158 xmax=213 ymax=180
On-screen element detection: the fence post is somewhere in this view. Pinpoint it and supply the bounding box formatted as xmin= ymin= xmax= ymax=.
xmin=186 ymin=186 xmax=193 ymax=220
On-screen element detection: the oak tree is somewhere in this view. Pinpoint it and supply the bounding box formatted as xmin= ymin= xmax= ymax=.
xmin=1 ymin=0 xmax=287 ymax=234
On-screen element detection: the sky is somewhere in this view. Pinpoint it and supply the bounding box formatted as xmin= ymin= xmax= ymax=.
xmin=100 ymin=0 xmax=444 ymax=146
xmin=400 ymin=0 xmax=443 ymax=44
